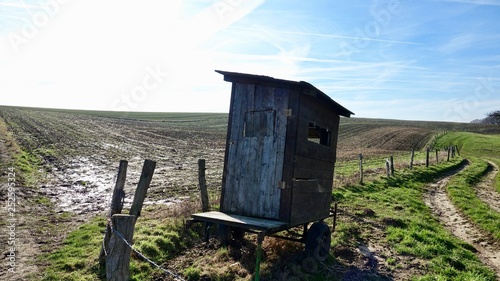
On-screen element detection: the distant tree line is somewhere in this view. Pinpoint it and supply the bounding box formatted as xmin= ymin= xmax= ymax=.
xmin=472 ymin=110 xmax=500 ymax=124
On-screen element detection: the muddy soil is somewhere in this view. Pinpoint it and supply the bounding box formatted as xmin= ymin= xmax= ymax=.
xmin=424 ymin=163 xmax=500 ymax=279
xmin=0 ymin=107 xmax=227 ymax=280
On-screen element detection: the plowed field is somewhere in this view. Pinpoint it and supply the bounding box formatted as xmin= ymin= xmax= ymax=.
xmin=1 ymin=105 xmax=500 ymax=280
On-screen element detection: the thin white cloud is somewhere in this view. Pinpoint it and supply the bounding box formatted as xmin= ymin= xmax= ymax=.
xmin=229 ymin=26 xmax=423 ymax=45
xmin=441 ymin=0 xmax=500 ymax=6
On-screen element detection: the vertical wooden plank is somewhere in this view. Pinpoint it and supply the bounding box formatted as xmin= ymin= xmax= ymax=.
xmin=280 ymin=88 xmax=298 ymax=222
xmin=220 ymin=83 xmax=236 ymax=212
xmin=222 ymin=83 xmax=254 ymax=213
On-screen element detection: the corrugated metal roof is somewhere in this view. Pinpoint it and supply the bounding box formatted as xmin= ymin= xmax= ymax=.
xmin=215 ymin=70 xmax=354 ymax=118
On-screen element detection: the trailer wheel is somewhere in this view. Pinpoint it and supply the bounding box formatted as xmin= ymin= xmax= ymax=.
xmin=305 ymin=221 xmax=331 ymax=262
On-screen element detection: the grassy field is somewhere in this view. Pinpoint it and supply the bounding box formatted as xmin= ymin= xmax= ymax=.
xmin=1 ymin=106 xmax=500 ymax=280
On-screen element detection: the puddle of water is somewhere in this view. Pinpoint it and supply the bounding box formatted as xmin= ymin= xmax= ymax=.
xmin=44 ymin=157 xmax=188 ymax=215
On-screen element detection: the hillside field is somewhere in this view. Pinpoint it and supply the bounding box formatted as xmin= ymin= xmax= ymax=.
xmin=0 ymin=105 xmax=500 ymax=280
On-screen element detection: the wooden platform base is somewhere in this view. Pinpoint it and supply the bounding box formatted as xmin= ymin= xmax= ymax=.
xmin=191 ymin=211 xmax=288 ymax=232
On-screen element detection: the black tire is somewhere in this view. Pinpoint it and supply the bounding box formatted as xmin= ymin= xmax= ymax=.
xmin=305 ymin=221 xmax=331 ymax=262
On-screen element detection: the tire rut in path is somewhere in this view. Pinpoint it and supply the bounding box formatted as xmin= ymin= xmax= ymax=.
xmin=474 ymin=161 xmax=500 ymax=213
xmin=423 ymin=163 xmax=500 ymax=279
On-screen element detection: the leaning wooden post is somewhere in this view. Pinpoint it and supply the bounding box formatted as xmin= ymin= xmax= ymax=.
xmin=390 ymin=155 xmax=394 ymax=176
xmin=100 ymin=160 xmax=128 ymax=268
xmin=198 ymin=159 xmax=210 ymax=212
xmin=426 ymin=148 xmax=430 ymax=168
xmin=106 ymin=214 xmax=137 ymax=281
xmin=110 ymin=160 xmax=128 ymax=215
xmin=359 ymin=154 xmax=364 ymax=184
xmin=410 ymin=148 xmax=415 ymax=170
xmin=455 ymin=145 xmax=460 ymax=156
xmin=130 ymin=159 xmax=157 ymax=218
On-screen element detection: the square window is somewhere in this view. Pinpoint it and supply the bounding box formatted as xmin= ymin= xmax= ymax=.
xmin=308 ymin=123 xmax=331 ymax=146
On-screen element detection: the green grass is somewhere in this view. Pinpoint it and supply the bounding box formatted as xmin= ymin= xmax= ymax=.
xmin=492 ymin=158 xmax=500 ymax=193
xmin=13 ymin=149 xmax=42 ymax=187
xmin=334 ymin=160 xmax=497 ymax=280
xmin=335 ymin=150 xmax=429 ymax=183
xmin=434 ymin=132 xmax=500 ymax=159
xmin=41 ymin=216 xmax=105 ymax=281
xmin=445 ymin=158 xmax=500 ymax=240
xmin=40 ymin=207 xmax=201 ymax=281
xmin=433 ymin=132 xmax=500 ymax=240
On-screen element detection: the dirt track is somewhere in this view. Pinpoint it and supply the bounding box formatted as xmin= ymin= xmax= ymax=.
xmin=424 ymin=163 xmax=500 ymax=279
xmin=474 ymin=162 xmax=500 ymax=213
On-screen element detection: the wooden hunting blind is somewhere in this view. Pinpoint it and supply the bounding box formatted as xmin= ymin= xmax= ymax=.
xmin=217 ymin=70 xmax=353 ymax=226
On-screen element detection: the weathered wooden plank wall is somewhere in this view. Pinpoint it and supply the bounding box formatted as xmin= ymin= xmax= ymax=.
xmin=288 ymin=92 xmax=340 ymax=225
xmin=222 ymin=83 xmax=288 ymax=219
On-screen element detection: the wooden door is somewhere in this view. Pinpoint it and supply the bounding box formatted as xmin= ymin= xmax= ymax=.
xmin=222 ymin=84 xmax=288 ymax=219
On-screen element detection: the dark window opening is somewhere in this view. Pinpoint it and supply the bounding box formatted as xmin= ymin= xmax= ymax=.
xmin=308 ymin=123 xmax=331 ymax=146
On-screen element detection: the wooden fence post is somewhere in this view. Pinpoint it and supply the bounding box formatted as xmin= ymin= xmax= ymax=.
xmin=451 ymin=146 xmax=455 ymax=158
xmin=111 ymin=160 xmax=128 ymax=215
xmin=455 ymin=145 xmax=460 ymax=156
xmin=359 ymin=154 xmax=363 ymax=184
xmin=435 ymin=149 xmax=439 ymax=164
xmin=410 ymin=148 xmax=415 ymax=170
xmin=106 ymin=214 xmax=137 ymax=281
xmin=100 ymin=160 xmax=128 ymax=268
xmin=447 ymin=146 xmax=451 ymax=162
xmin=390 ymin=155 xmax=394 ymax=176
xmin=198 ymin=159 xmax=209 ymax=212
xmin=385 ymin=159 xmax=391 ymax=177
xmin=129 ymin=159 xmax=156 ymax=218
xmin=426 ymin=148 xmax=430 ymax=168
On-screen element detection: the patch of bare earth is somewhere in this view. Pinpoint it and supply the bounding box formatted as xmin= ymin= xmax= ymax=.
xmin=0 ymin=120 xmax=47 ymax=280
xmin=424 ymin=164 xmax=500 ymax=279
xmin=334 ymin=207 xmax=427 ymax=281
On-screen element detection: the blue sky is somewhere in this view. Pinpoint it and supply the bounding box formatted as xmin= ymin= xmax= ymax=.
xmin=1 ymin=0 xmax=499 ymax=122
